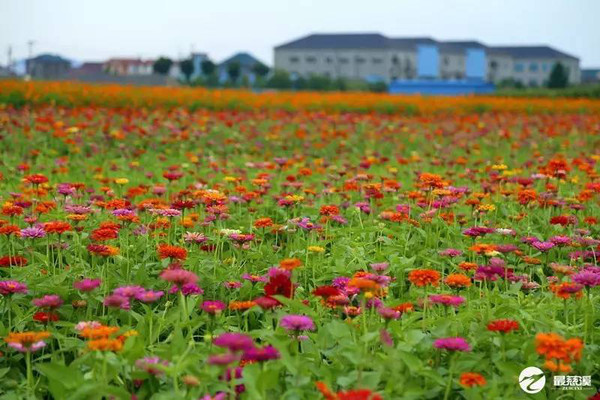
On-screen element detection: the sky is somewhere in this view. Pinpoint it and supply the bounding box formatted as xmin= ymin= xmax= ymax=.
xmin=1 ymin=0 xmax=599 ymax=68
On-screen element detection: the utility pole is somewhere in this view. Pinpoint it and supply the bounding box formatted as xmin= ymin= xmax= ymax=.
xmin=7 ymin=46 xmax=12 ymax=72
xmin=27 ymin=40 xmax=35 ymax=75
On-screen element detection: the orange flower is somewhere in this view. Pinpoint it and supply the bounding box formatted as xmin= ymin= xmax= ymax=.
xmin=4 ymin=331 xmax=51 ymax=348
xmin=319 ymin=205 xmax=340 ymax=216
xmin=229 ymin=301 xmax=256 ymax=311
xmin=254 ymin=217 xmax=273 ymax=228
xmin=279 ymin=258 xmax=302 ymax=270
xmin=458 ymin=262 xmax=478 ymax=272
xmin=444 ymin=273 xmax=471 ymax=288
xmin=459 ymin=372 xmax=486 ymax=387
xmin=157 ymin=244 xmax=187 ymax=260
xmin=87 ymin=338 xmax=123 ymax=352
xmin=43 ymin=221 xmax=72 ymax=235
xmin=79 ymin=326 xmax=119 ymax=340
xmin=408 ymin=269 xmax=440 ymax=287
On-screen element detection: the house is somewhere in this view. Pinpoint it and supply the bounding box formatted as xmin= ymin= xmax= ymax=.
xmin=26 ymin=54 xmax=71 ymax=79
xmin=218 ymin=52 xmax=265 ymax=84
xmin=274 ymin=33 xmax=581 ymax=87
xmin=191 ymin=52 xmax=209 ymax=79
xmin=581 ymin=69 xmax=600 ymax=84
xmin=0 ymin=65 xmax=16 ymax=77
xmin=67 ymin=62 xmax=104 ymax=78
xmin=104 ymin=58 xmax=154 ymax=76
xmin=488 ymin=46 xmax=579 ymax=87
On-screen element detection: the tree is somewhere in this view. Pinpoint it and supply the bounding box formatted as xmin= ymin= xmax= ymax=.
xmin=252 ymin=62 xmax=270 ymax=78
xmin=548 ymin=62 xmax=569 ymax=88
xmin=180 ymin=59 xmax=194 ymax=82
xmin=266 ymin=69 xmax=292 ymax=89
xmin=227 ymin=61 xmax=241 ymax=83
xmin=201 ymin=60 xmax=215 ymax=76
xmin=153 ymin=57 xmax=173 ymax=75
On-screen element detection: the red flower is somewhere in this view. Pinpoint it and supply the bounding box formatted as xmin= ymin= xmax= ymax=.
xmin=0 ymin=255 xmax=28 ymax=267
xmin=33 ymin=311 xmax=59 ymax=324
xmin=264 ymin=274 xmax=293 ymax=298
xmin=25 ymin=174 xmax=49 ymax=185
xmin=487 ymin=319 xmax=520 ymax=333
xmin=312 ymin=285 xmax=342 ymax=298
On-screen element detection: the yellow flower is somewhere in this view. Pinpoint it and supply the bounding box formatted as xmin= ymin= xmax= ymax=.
xmin=115 ymin=178 xmax=129 ymax=185
xmin=492 ymin=164 xmax=508 ymax=170
xmin=308 ymin=246 xmax=325 ymax=253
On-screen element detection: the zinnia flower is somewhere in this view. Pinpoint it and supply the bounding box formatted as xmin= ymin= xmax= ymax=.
xmin=280 ymin=315 xmax=315 ymax=332
xmin=433 ymin=337 xmax=471 ymax=352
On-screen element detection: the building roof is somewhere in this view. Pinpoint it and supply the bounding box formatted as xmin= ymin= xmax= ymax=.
xmin=582 ymin=69 xmax=600 ymax=81
xmin=106 ymin=58 xmax=154 ymax=66
xmin=388 ymin=37 xmax=438 ymax=50
xmin=275 ymin=33 xmax=391 ymax=50
xmin=489 ymin=46 xmax=578 ymax=60
xmin=29 ymin=53 xmax=71 ymax=64
xmin=219 ymin=52 xmax=264 ymax=68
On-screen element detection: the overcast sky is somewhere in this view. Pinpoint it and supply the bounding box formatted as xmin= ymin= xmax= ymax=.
xmin=1 ymin=0 xmax=598 ymax=67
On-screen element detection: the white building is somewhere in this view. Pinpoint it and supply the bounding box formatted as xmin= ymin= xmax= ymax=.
xmin=274 ymin=33 xmax=581 ymax=86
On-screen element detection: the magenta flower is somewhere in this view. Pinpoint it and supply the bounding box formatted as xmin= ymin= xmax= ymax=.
xmin=73 ymin=278 xmax=101 ymax=292
xmin=201 ymin=300 xmax=226 ymax=314
xmin=169 ymin=282 xmax=204 ymax=296
xmin=0 ymin=280 xmax=28 ymax=295
xmin=242 ymin=345 xmax=280 ymax=362
xmin=280 ymin=315 xmax=315 ymax=332
xmin=434 ymin=337 xmax=471 ymax=352
xmin=160 ymin=268 xmax=198 ymax=287
xmin=572 ymin=271 xmax=600 ymax=288
xmin=439 ymin=248 xmax=462 ymax=257
xmin=531 ymin=241 xmax=555 ymax=252
xmin=377 ymin=307 xmax=401 ymax=320
xmin=20 ymin=226 xmax=46 ymax=239
xmin=113 ymin=285 xmax=146 ymax=298
xmin=429 ymin=294 xmax=466 ymax=308
xmin=103 ymin=294 xmax=130 ymax=310
xmin=32 ymin=295 xmax=63 ymax=309
xmin=213 ymin=333 xmax=254 ymax=352
xmin=370 ymin=262 xmax=390 ymax=273
xmin=135 ymin=290 xmax=164 ymax=303
xmin=208 ymin=352 xmax=239 ymax=366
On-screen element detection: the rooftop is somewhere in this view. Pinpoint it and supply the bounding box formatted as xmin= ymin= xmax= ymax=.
xmin=489 ymin=46 xmax=578 ymax=60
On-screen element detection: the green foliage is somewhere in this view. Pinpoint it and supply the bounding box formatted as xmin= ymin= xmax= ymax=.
xmin=179 ymin=59 xmax=194 ymax=82
xmin=226 ymin=61 xmax=241 ymax=83
xmin=153 ymin=57 xmax=173 ymax=75
xmin=548 ymin=62 xmax=569 ymax=88
xmin=201 ymin=60 xmax=216 ymax=76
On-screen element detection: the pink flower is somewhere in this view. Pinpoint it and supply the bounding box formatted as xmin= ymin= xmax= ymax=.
xmin=434 ymin=337 xmax=471 ymax=352
xmin=200 ymin=300 xmax=226 ymax=314
xmin=103 ymin=294 xmax=130 ymax=310
xmin=135 ymin=290 xmax=164 ymax=303
xmin=32 ymin=295 xmax=63 ymax=309
xmin=73 ymin=278 xmax=101 ymax=292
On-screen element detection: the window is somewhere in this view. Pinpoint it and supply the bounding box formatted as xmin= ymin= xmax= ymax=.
xmin=529 ymin=79 xmax=538 ymax=87
xmin=514 ymin=63 xmax=524 ymax=72
xmin=338 ymin=57 xmax=349 ymax=64
xmin=326 ymin=57 xmax=333 ymax=64
xmin=443 ymin=57 xmax=449 ymax=66
xmin=529 ymin=63 xmax=538 ymax=72
xmin=289 ymin=56 xmax=299 ymax=63
xmin=372 ymin=57 xmax=383 ymax=64
xmin=542 ymin=63 xmax=549 ymax=72
xmin=305 ymin=56 xmax=316 ymax=64
xmin=355 ymin=56 xmax=366 ymax=64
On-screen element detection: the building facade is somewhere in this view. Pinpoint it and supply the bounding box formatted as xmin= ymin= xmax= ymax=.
xmin=274 ymin=34 xmax=580 ymax=86
xmin=26 ymin=54 xmax=71 ymax=79
xmin=104 ymin=59 xmax=154 ymax=76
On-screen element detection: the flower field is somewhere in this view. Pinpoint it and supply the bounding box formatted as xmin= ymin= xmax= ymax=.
xmin=0 ymin=83 xmax=600 ymax=399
